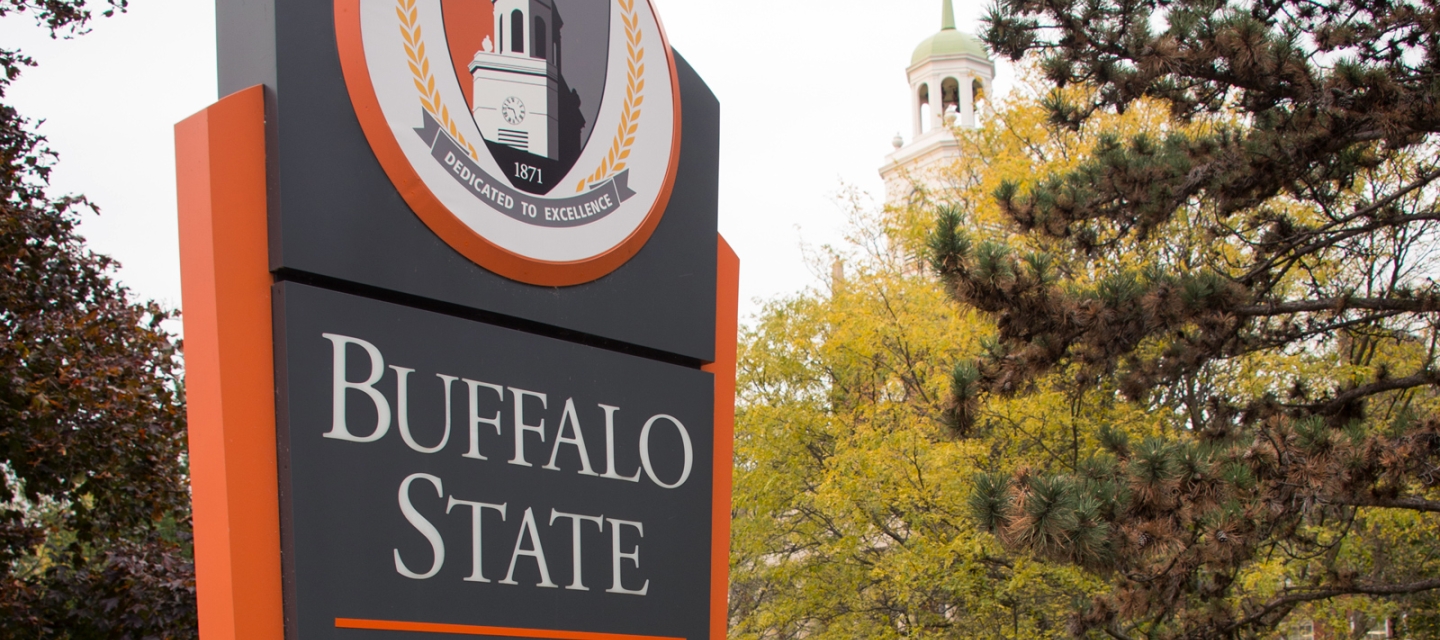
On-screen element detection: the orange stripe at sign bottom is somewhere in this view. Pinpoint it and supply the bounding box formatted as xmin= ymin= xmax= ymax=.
xmin=335 ymin=618 xmax=685 ymax=640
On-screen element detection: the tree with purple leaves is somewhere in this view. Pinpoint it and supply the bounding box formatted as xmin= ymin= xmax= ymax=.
xmin=0 ymin=1 xmax=195 ymax=637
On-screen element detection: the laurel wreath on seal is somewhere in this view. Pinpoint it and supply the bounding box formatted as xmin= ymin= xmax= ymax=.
xmin=397 ymin=0 xmax=480 ymax=160
xmin=394 ymin=0 xmax=642 ymax=190
xmin=576 ymin=0 xmax=645 ymax=193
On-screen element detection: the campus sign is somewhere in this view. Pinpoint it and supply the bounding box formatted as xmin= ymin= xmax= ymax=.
xmin=177 ymin=2 xmax=735 ymax=640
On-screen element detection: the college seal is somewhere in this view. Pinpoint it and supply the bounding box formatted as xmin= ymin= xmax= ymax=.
xmin=335 ymin=0 xmax=682 ymax=285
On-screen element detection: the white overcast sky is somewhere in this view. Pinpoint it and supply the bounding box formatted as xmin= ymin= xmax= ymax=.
xmin=0 ymin=0 xmax=1007 ymax=327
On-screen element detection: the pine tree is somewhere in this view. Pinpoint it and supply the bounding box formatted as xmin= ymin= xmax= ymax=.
xmin=928 ymin=0 xmax=1440 ymax=637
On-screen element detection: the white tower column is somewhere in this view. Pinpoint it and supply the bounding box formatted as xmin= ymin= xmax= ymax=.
xmin=960 ymin=73 xmax=975 ymax=127
xmin=913 ymin=84 xmax=925 ymax=137
xmin=930 ymin=75 xmax=944 ymax=131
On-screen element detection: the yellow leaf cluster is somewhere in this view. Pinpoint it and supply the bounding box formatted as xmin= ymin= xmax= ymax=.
xmin=730 ymin=197 xmax=1105 ymax=640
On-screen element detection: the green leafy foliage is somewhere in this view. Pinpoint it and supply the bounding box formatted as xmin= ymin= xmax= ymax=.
xmin=915 ymin=0 xmax=1440 ymax=636
xmin=729 ymin=203 xmax=1105 ymax=640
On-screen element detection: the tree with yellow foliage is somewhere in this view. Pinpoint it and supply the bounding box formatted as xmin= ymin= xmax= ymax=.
xmin=727 ymin=77 xmax=1180 ymax=640
xmin=728 ymin=200 xmax=1102 ymax=640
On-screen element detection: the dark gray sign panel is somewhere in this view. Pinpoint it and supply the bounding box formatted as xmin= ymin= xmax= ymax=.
xmin=216 ymin=0 xmax=719 ymax=364
xmin=274 ymin=282 xmax=714 ymax=639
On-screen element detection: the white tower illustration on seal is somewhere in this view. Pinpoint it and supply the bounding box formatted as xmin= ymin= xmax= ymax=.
xmin=880 ymin=0 xmax=995 ymax=205
xmin=470 ymin=0 xmax=561 ymax=159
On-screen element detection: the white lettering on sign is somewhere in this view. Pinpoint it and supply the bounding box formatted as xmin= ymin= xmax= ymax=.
xmin=606 ymin=518 xmax=649 ymax=596
xmin=321 ymin=333 xmax=693 ymax=489
xmin=324 ymin=333 xmax=697 ymax=596
xmin=444 ymin=152 xmax=515 ymax=210
xmin=323 ymin=334 xmax=391 ymax=443
xmin=599 ymin=404 xmax=641 ymax=483
xmin=545 ymin=399 xmax=599 ymax=476
xmin=393 ymin=476 xmax=649 ymax=596
xmin=640 ymin=414 xmax=693 ymax=489
xmin=446 ymin=497 xmax=507 ymax=583
xmin=463 ymin=379 xmax=505 ymax=461
xmin=501 ymin=507 xmax=558 ymax=588
xmin=395 ymin=473 xmax=446 ymax=579
xmin=509 ymin=388 xmax=548 ymax=468
xmin=550 ymin=509 xmax=604 ymax=591
xmin=394 ymin=367 xmax=458 ymax=454
xmin=543 ymin=193 xmax=615 ymax=222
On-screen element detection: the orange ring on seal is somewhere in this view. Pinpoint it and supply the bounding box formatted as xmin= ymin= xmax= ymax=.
xmin=333 ymin=0 xmax=683 ymax=287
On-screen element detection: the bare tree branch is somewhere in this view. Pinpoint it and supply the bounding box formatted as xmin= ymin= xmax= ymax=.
xmin=1330 ymin=495 xmax=1440 ymax=513
xmin=1225 ymin=577 xmax=1440 ymax=634
xmin=1234 ymin=294 xmax=1440 ymax=316
xmin=1296 ymin=373 xmax=1440 ymax=414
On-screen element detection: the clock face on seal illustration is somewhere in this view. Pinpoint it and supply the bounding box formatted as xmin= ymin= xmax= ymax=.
xmin=500 ymin=96 xmax=526 ymax=125
xmin=334 ymin=0 xmax=683 ymax=287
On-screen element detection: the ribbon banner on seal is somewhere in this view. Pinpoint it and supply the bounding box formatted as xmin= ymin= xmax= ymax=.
xmin=414 ymin=112 xmax=637 ymax=229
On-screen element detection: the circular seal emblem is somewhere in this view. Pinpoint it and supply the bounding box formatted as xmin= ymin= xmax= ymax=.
xmin=335 ymin=0 xmax=682 ymax=286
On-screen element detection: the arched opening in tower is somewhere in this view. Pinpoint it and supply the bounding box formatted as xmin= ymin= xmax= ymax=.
xmin=917 ymin=83 xmax=931 ymax=134
xmin=973 ymin=78 xmax=987 ymax=124
xmin=941 ymin=77 xmax=960 ymax=123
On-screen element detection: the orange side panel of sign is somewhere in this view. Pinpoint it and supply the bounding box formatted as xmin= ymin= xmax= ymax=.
xmin=703 ymin=237 xmax=740 ymax=640
xmin=176 ymin=86 xmax=286 ymax=640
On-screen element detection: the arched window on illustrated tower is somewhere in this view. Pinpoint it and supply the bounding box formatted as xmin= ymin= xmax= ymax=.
xmin=533 ymin=16 xmax=548 ymax=61
xmin=511 ymin=9 xmax=526 ymax=53
xmin=917 ymin=83 xmax=931 ymax=135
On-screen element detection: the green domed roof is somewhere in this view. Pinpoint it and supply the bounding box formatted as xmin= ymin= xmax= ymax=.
xmin=911 ymin=0 xmax=990 ymax=65
xmin=911 ymin=29 xmax=989 ymax=65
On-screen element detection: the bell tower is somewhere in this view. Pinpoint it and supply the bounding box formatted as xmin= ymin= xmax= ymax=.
xmin=880 ymin=0 xmax=995 ymax=205
xmin=470 ymin=0 xmax=562 ymax=160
